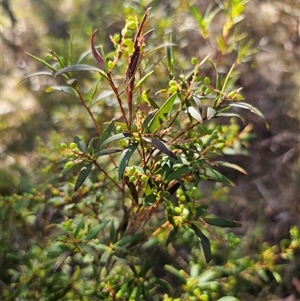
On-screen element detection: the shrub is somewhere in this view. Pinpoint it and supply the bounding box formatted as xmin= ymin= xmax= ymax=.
xmin=1 ymin=1 xmax=298 ymax=300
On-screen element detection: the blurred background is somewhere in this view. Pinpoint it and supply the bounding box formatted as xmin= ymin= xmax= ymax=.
xmin=1 ymin=0 xmax=299 ymax=299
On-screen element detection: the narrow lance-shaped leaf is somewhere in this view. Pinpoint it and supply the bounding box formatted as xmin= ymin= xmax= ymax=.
xmin=109 ymin=220 xmax=115 ymax=243
xmin=144 ymin=42 xmax=177 ymax=58
xmin=220 ymin=63 xmax=236 ymax=96
xmin=25 ymin=52 xmax=57 ymax=72
xmin=79 ymin=243 xmax=99 ymax=262
xmin=166 ymin=226 xmax=178 ymax=246
xmin=55 ymin=64 xmax=108 ymax=79
xmin=213 ymin=63 xmax=236 ymax=107
xmin=45 ymin=85 xmax=77 ymax=97
xmin=74 ymin=217 xmax=86 ymax=238
xmin=90 ymin=29 xmax=105 ymax=70
xmin=192 ymin=95 xmax=203 ymax=115
xmin=190 ymin=222 xmax=212 ymax=263
xmin=226 ymin=102 xmax=269 ymax=129
xmin=142 ymin=108 xmax=158 ymax=132
xmin=115 ymin=233 xmax=142 ymax=246
xmin=118 ymin=143 xmax=139 ymax=180
xmin=166 ymin=165 xmax=192 ymax=183
xmin=141 ymin=247 xmax=159 ymax=277
xmin=100 ymin=132 xmax=132 ymax=149
xmin=199 ymin=53 xmax=211 ymax=67
xmin=68 ymin=34 xmax=73 ymax=66
xmin=148 ymin=93 xmax=177 ymax=133
xmin=50 ymin=50 xmax=66 ymax=69
xmin=207 ymin=107 xmax=217 ymax=120
xmin=86 ymin=220 xmax=110 ymax=240
xmin=74 ymin=136 xmax=87 ymax=153
xmin=202 ymin=167 xmax=233 ymax=186
xmin=54 ymin=251 xmax=71 ymax=272
xmin=143 ymin=137 xmax=177 ymax=160
xmin=216 ymin=112 xmax=245 ymax=123
xmin=184 ymin=106 xmax=203 ymax=123
xmin=166 ymin=35 xmax=174 ymax=75
xmin=19 ymin=71 xmax=54 ymax=84
xmin=214 ymin=161 xmax=247 ymax=175
xmin=134 ymin=285 xmax=143 ymax=301
xmin=164 ymin=265 xmax=187 ymax=284
xmin=74 ymin=163 xmax=93 ymax=192
xmin=96 ymin=119 xmax=115 ymax=150
xmin=203 ymin=217 xmax=242 ymax=228
xmin=93 ymin=148 xmax=122 ymax=159
xmin=135 ymin=70 xmax=154 ymax=90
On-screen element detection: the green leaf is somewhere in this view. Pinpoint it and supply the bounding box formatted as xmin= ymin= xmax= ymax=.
xmin=96 ymin=118 xmax=115 ymax=150
xmin=118 ymin=143 xmax=139 ymax=180
xmin=164 ymin=265 xmax=187 ymax=284
xmin=93 ymin=148 xmax=122 ymax=158
xmin=25 ymin=52 xmax=57 ymax=72
xmin=86 ymin=220 xmax=110 ymax=240
xmin=55 ymin=64 xmax=108 ymax=79
xmin=198 ymin=270 xmax=219 ymax=282
xmin=192 ymin=96 xmax=203 ymax=115
xmin=100 ymin=249 xmax=111 ymax=265
xmin=202 ymin=167 xmax=233 ymax=186
xmin=195 ymin=205 xmax=209 ymax=218
xmin=19 ymin=71 xmax=54 ymax=84
xmin=68 ymin=34 xmax=73 ymax=66
xmin=141 ymin=247 xmax=159 ymax=277
xmin=46 ymin=85 xmax=77 ymax=97
xmin=100 ymin=132 xmax=131 ymax=149
xmin=220 ymin=64 xmax=236 ymax=95
xmin=74 ymin=217 xmax=86 ymax=238
xmin=77 ymin=49 xmax=92 ymax=64
xmin=135 ymin=70 xmax=154 ymax=90
xmin=79 ymin=243 xmax=99 ymax=262
xmin=204 ymin=217 xmax=242 ymax=228
xmin=226 ymin=102 xmax=269 ymax=129
xmin=148 ymin=93 xmax=177 ymax=133
xmin=93 ymin=90 xmax=114 ymax=105
xmin=143 ymin=137 xmax=177 ymax=160
xmin=129 ymin=264 xmax=138 ymax=276
xmin=114 ymin=233 xmax=142 ymax=246
xmin=74 ymin=136 xmax=87 ymax=153
xmin=54 ymin=251 xmax=71 ymax=272
xmin=109 ymin=220 xmax=115 ymax=243
xmin=190 ymin=223 xmax=212 ymax=263
xmin=144 ymin=193 xmax=156 ymax=206
xmin=166 ymin=226 xmax=178 ymax=246
xmin=145 ymin=42 xmax=177 ymax=58
xmin=214 ymin=161 xmax=247 ymax=175
xmin=207 ymin=107 xmax=217 ymax=120
xmin=184 ymin=106 xmax=203 ymax=123
xmin=216 ymin=112 xmax=245 ymax=123
xmin=166 ymin=35 xmax=175 ymax=75
xmin=50 ymin=51 xmax=66 ymax=69
xmin=134 ymin=285 xmax=143 ymax=301
xmin=165 ymin=165 xmax=192 ymax=182
xmin=142 ymin=109 xmax=158 ymax=132
xmin=74 ymin=163 xmax=93 ymax=192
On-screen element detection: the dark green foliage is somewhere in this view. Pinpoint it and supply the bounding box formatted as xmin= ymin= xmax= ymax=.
xmin=1 ymin=1 xmax=299 ymax=300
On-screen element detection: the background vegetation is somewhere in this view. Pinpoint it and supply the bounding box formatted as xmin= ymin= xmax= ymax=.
xmin=1 ymin=0 xmax=299 ymax=300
